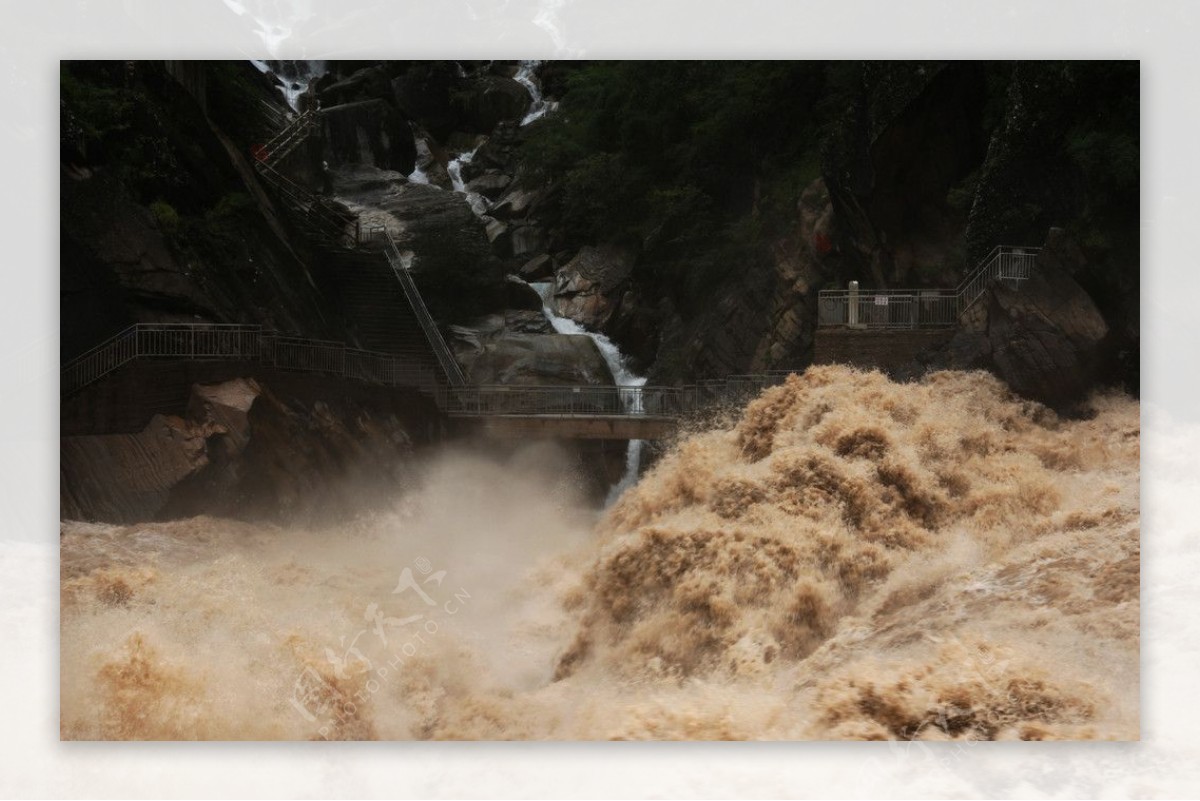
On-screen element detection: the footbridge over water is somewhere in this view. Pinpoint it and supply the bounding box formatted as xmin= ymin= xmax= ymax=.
xmin=60 ymin=323 xmax=792 ymax=440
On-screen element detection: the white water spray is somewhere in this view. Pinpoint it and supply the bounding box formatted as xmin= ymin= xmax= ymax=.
xmin=529 ymin=280 xmax=647 ymax=504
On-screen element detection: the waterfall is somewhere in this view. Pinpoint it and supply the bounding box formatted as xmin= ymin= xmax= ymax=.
xmin=250 ymin=59 xmax=326 ymax=111
xmin=446 ymin=144 xmax=492 ymax=217
xmin=529 ymin=280 xmax=647 ymax=505
xmin=447 ymin=145 xmax=478 ymax=192
xmin=513 ymin=60 xmax=557 ymax=126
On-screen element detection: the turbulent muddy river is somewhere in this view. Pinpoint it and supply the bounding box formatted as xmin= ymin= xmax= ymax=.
xmin=60 ymin=366 xmax=1139 ymax=740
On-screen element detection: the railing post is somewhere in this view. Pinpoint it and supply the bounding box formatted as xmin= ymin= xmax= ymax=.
xmin=848 ymin=280 xmax=859 ymax=327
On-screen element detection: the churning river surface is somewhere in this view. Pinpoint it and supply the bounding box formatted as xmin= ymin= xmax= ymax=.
xmin=60 ymin=366 xmax=1139 ymax=740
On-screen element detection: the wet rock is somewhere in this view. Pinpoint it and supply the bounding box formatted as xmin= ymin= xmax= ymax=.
xmin=330 ymin=164 xmax=507 ymax=321
xmin=985 ymin=265 xmax=1109 ymax=410
xmin=412 ymin=136 xmax=453 ymax=189
xmin=391 ymin=62 xmax=462 ymax=142
xmin=518 ymin=254 xmax=554 ymax=281
xmin=319 ymin=64 xmax=395 ymax=107
xmin=551 ymin=244 xmax=637 ymax=329
xmin=454 ymin=75 xmax=532 ymax=134
xmin=465 ymin=172 xmax=512 ymax=199
xmin=510 ymin=225 xmax=549 ymax=259
xmin=929 ymin=243 xmax=1109 ymax=410
xmin=490 ymin=186 xmax=541 ymax=220
xmin=505 ymin=309 xmax=553 ymax=334
xmin=506 ymin=275 xmax=545 ymax=311
xmin=60 ymin=377 xmax=423 ymax=524
xmin=460 ymin=332 xmax=616 ymax=386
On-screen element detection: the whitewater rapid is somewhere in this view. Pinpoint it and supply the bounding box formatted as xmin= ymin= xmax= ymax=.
xmin=60 ymin=366 xmax=1139 ymax=740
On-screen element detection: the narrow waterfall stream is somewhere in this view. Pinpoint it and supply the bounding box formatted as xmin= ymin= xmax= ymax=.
xmin=529 ymin=281 xmax=647 ymax=505
xmin=514 ymin=60 xmax=556 ymax=125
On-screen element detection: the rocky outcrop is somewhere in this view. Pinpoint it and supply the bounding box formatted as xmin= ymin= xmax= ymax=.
xmin=464 ymin=334 xmax=616 ymax=386
xmin=61 ymin=377 xmax=421 ymax=524
xmin=329 ymin=165 xmax=507 ymax=321
xmin=505 ymin=275 xmax=545 ymax=311
xmin=450 ymin=313 xmax=615 ymax=386
xmin=517 ymin=254 xmax=554 ymax=281
xmin=650 ymin=178 xmax=832 ymax=382
xmin=60 ymin=76 xmax=333 ymax=363
xmin=61 ymin=412 xmax=222 ymax=523
xmin=551 ymin=245 xmax=637 ymax=330
xmin=319 ymin=99 xmax=417 ymax=176
xmin=928 ymin=241 xmax=1109 ymax=410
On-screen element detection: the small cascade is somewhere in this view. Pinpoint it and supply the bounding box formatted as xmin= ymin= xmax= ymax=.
xmin=529 ymin=280 xmax=647 ymax=504
xmin=447 ymin=144 xmax=492 ymax=217
xmin=447 ymin=145 xmax=479 ymax=192
xmin=407 ymin=164 xmax=432 ymax=185
xmin=514 ymin=60 xmax=557 ymax=126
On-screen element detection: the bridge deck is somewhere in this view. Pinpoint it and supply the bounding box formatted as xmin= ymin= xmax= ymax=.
xmin=457 ymin=414 xmax=677 ymax=441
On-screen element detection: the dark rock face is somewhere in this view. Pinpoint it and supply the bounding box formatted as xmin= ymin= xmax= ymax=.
xmin=551 ymin=244 xmax=637 ymax=329
xmin=61 ymin=378 xmax=422 ymax=524
xmin=650 ymin=178 xmax=831 ymax=383
xmin=60 ymin=160 xmax=332 ymax=363
xmin=518 ymin=254 xmax=554 ymax=281
xmin=391 ymin=62 xmax=462 ymax=141
xmin=455 ymin=76 xmax=532 ymax=133
xmin=320 ymin=99 xmax=417 ymax=176
xmin=505 ymin=275 xmax=545 ymax=311
xmin=932 ymin=252 xmax=1109 ymax=410
xmin=821 ymin=62 xmax=991 ymax=288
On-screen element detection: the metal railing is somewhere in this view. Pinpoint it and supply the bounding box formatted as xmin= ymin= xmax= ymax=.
xmin=61 ymin=323 xmax=441 ymax=396
xmin=258 ymin=108 xmax=318 ymax=166
xmin=376 ymin=228 xmax=468 ymax=387
xmin=817 ymin=246 xmax=1040 ymax=329
xmin=62 ymin=324 xmax=803 ymax=425
xmin=436 ymin=372 xmax=796 ymax=418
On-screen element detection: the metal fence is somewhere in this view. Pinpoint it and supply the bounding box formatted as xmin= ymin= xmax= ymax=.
xmin=437 ymin=372 xmax=797 ymax=419
xmin=377 ymin=228 xmax=468 ymax=387
xmin=817 ymin=246 xmax=1040 ymax=329
xmin=61 ymin=323 xmax=443 ymax=396
xmin=62 ymin=324 xmax=806 ymax=422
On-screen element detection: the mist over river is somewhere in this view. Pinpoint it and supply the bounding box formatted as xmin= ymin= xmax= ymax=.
xmin=60 ymin=366 xmax=1138 ymax=740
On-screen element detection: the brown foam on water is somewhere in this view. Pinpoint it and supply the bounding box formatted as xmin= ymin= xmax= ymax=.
xmin=60 ymin=366 xmax=1139 ymax=740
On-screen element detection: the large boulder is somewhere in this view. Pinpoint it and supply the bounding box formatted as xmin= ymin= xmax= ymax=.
xmin=449 ymin=315 xmax=615 ymax=386
xmin=934 ymin=246 xmax=1109 ymax=410
xmin=518 ymin=254 xmax=554 ymax=281
xmin=465 ymin=172 xmax=512 ymax=199
xmin=551 ymin=244 xmax=637 ymax=330
xmin=454 ymin=76 xmax=531 ymax=134
xmin=60 ymin=378 xmax=420 ymax=524
xmin=464 ymin=333 xmax=616 ymax=386
xmin=319 ymin=98 xmax=417 ymax=176
xmin=505 ymin=275 xmax=545 ymax=311
xmin=390 ymin=62 xmax=462 ymax=142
